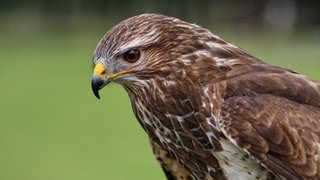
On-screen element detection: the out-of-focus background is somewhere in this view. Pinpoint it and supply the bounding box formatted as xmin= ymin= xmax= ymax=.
xmin=0 ymin=0 xmax=319 ymax=179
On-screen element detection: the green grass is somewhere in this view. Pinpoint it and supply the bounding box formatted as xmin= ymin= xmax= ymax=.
xmin=0 ymin=25 xmax=319 ymax=180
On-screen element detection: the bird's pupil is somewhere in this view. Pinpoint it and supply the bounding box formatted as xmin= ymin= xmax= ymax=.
xmin=128 ymin=51 xmax=136 ymax=59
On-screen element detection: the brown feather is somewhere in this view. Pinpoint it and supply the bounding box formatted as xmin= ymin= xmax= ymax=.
xmin=220 ymin=94 xmax=320 ymax=179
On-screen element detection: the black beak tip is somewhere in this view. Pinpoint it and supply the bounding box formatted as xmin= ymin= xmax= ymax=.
xmin=91 ymin=79 xmax=102 ymax=99
xmin=93 ymin=90 xmax=101 ymax=99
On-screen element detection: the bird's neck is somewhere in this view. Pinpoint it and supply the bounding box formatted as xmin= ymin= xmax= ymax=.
xmin=124 ymin=77 xmax=226 ymax=151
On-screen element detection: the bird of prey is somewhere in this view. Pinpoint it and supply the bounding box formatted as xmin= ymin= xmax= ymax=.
xmin=91 ymin=14 xmax=320 ymax=180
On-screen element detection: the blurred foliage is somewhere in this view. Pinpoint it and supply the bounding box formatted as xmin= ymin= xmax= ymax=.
xmin=0 ymin=1 xmax=319 ymax=180
xmin=0 ymin=0 xmax=319 ymax=29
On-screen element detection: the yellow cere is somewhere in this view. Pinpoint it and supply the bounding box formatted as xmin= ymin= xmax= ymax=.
xmin=94 ymin=62 xmax=108 ymax=78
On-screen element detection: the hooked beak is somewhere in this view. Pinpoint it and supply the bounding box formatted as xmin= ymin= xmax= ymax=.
xmin=91 ymin=61 xmax=136 ymax=99
xmin=91 ymin=74 xmax=109 ymax=99
xmin=91 ymin=62 xmax=109 ymax=99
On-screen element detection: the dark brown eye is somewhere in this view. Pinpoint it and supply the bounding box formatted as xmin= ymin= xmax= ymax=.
xmin=123 ymin=49 xmax=140 ymax=63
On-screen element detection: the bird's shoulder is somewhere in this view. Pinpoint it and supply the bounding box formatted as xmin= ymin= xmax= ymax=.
xmin=222 ymin=62 xmax=320 ymax=107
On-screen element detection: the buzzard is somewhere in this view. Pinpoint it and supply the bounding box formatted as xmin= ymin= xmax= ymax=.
xmin=91 ymin=14 xmax=320 ymax=180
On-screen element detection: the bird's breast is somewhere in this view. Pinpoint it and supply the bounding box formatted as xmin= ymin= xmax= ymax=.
xmin=129 ymin=88 xmax=227 ymax=178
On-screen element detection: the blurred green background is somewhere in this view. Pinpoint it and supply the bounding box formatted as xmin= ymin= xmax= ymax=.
xmin=0 ymin=0 xmax=319 ymax=180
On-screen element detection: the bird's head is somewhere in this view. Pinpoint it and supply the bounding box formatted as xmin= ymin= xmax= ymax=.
xmin=91 ymin=13 xmax=239 ymax=99
xmin=91 ymin=14 xmax=203 ymax=99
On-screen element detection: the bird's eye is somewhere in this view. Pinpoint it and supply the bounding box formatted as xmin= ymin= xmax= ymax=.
xmin=123 ymin=49 xmax=140 ymax=63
